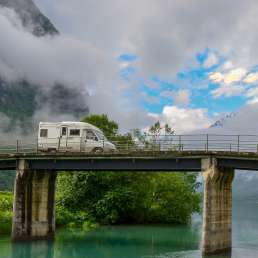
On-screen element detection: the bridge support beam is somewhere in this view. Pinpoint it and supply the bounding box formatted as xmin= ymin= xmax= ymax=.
xmin=12 ymin=160 xmax=56 ymax=241
xmin=201 ymin=158 xmax=234 ymax=256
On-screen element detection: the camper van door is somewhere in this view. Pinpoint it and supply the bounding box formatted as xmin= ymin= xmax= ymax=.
xmin=84 ymin=129 xmax=100 ymax=152
xmin=59 ymin=126 xmax=68 ymax=150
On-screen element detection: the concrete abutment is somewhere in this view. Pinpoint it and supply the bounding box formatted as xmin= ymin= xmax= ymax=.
xmin=201 ymin=158 xmax=234 ymax=256
xmin=12 ymin=160 xmax=56 ymax=241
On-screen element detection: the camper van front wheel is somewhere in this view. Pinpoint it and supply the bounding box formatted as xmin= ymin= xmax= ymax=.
xmin=92 ymin=147 xmax=103 ymax=153
xmin=47 ymin=148 xmax=57 ymax=153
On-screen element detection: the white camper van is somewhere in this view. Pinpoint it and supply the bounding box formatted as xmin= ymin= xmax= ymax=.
xmin=37 ymin=122 xmax=116 ymax=153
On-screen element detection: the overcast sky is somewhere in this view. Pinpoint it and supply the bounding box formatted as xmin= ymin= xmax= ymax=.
xmin=2 ymin=0 xmax=258 ymax=132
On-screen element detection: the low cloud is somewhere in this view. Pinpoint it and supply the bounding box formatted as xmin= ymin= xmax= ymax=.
xmin=0 ymin=7 xmax=116 ymax=91
xmin=150 ymin=105 xmax=212 ymax=133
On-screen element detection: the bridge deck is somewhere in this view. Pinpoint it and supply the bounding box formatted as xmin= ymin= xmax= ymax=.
xmin=1 ymin=151 xmax=258 ymax=171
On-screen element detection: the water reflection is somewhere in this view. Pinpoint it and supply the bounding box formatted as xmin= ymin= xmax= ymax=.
xmin=11 ymin=240 xmax=54 ymax=258
xmin=0 ymin=201 xmax=258 ymax=258
xmin=54 ymin=225 xmax=201 ymax=258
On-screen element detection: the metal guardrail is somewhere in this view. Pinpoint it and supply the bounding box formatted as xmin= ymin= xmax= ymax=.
xmin=1 ymin=134 xmax=258 ymax=154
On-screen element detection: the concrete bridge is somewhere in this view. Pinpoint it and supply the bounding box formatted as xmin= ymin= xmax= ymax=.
xmin=2 ymin=142 xmax=258 ymax=256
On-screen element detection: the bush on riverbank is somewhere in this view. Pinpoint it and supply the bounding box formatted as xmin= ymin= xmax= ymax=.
xmin=56 ymin=172 xmax=201 ymax=225
xmin=0 ymin=192 xmax=13 ymax=234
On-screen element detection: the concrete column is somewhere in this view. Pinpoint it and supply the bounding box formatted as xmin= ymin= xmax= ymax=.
xmin=202 ymin=158 xmax=234 ymax=256
xmin=12 ymin=160 xmax=57 ymax=241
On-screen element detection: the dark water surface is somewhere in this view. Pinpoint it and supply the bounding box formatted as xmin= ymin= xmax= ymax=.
xmin=1 ymin=202 xmax=258 ymax=258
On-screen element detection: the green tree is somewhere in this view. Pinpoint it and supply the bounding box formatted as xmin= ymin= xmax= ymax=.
xmin=56 ymin=171 xmax=200 ymax=225
xmin=81 ymin=114 xmax=118 ymax=137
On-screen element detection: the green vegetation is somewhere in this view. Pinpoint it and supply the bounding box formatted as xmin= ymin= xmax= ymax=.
xmin=56 ymin=171 xmax=201 ymax=227
xmin=0 ymin=192 xmax=13 ymax=234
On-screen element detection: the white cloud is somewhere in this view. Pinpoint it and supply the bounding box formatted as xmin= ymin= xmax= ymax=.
xmin=209 ymin=72 xmax=224 ymax=83
xmin=160 ymin=89 xmax=191 ymax=106
xmin=203 ymin=52 xmax=218 ymax=68
xmin=210 ymin=68 xmax=247 ymax=86
xmin=221 ymin=61 xmax=234 ymax=71
xmin=245 ymin=86 xmax=258 ymax=104
xmin=34 ymin=0 xmax=258 ymax=80
xmin=209 ymin=67 xmax=248 ymax=98
xmin=211 ymin=84 xmax=244 ymax=98
xmin=224 ymin=68 xmax=247 ymax=84
xmin=150 ymin=105 xmax=212 ymax=133
xmin=173 ymin=90 xmax=191 ymax=106
xmin=244 ymin=72 xmax=258 ymax=83
xmin=246 ymin=86 xmax=258 ymax=98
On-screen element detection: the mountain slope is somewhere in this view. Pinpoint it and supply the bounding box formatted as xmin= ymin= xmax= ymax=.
xmin=0 ymin=0 xmax=58 ymax=36
xmin=0 ymin=0 xmax=89 ymax=133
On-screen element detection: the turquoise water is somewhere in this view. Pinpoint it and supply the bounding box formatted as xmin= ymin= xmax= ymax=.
xmin=1 ymin=202 xmax=258 ymax=258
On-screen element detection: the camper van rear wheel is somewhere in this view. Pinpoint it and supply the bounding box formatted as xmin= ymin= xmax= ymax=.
xmin=92 ymin=147 xmax=103 ymax=153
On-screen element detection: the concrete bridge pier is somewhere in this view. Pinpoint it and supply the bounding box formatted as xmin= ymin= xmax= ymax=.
xmin=201 ymin=158 xmax=234 ymax=256
xmin=12 ymin=160 xmax=56 ymax=241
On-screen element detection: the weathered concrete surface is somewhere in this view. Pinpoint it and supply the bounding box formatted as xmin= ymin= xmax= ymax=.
xmin=12 ymin=160 xmax=56 ymax=241
xmin=202 ymin=158 xmax=234 ymax=256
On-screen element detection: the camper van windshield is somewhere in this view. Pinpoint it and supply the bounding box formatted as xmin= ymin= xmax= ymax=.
xmin=95 ymin=131 xmax=107 ymax=141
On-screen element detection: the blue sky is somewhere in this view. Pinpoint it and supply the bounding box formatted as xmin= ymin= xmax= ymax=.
xmin=118 ymin=49 xmax=258 ymax=120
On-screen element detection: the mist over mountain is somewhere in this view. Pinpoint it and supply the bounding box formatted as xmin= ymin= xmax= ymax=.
xmin=0 ymin=0 xmax=57 ymax=36
xmin=210 ymin=112 xmax=237 ymax=129
xmin=0 ymin=0 xmax=89 ymax=134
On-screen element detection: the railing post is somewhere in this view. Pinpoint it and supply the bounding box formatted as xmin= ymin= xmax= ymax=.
xmin=237 ymin=135 xmax=240 ymax=153
xmin=58 ymin=137 xmax=61 ymax=151
xmin=256 ymin=144 xmax=258 ymax=154
xmin=16 ymin=140 xmax=19 ymax=153
xmin=36 ymin=138 xmax=38 ymax=153
xmin=230 ymin=144 xmax=232 ymax=152
xmin=179 ymin=135 xmax=181 ymax=151
xmin=206 ymin=134 xmax=209 ymax=152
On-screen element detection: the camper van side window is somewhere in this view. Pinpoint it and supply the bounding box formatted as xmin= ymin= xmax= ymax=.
xmin=40 ymin=129 xmax=48 ymax=137
xmin=70 ymin=129 xmax=80 ymax=136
